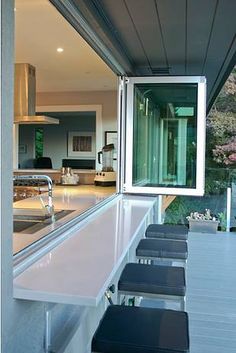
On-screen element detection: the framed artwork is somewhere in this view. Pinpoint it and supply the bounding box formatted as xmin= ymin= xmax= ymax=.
xmin=105 ymin=131 xmax=118 ymax=159
xmin=19 ymin=144 xmax=27 ymax=154
xmin=68 ymin=131 xmax=96 ymax=158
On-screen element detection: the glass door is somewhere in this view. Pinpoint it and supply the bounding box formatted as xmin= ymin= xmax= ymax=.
xmin=124 ymin=76 xmax=206 ymax=196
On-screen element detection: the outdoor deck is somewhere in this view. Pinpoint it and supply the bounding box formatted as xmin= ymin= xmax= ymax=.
xmin=187 ymin=231 xmax=236 ymax=353
xmin=142 ymin=231 xmax=236 ymax=352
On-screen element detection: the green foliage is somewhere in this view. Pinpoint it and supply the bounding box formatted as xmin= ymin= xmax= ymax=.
xmin=164 ymin=197 xmax=188 ymax=224
xmin=205 ymin=167 xmax=236 ymax=195
xmin=165 ymin=69 xmax=235 ymax=226
xmin=217 ymin=211 xmax=227 ymax=231
xmin=214 ymin=71 xmax=236 ymax=113
xmin=165 ymin=194 xmax=227 ymax=226
xmin=207 ymin=113 xmax=236 ymax=141
xmin=35 ymin=128 xmax=44 ymax=159
xmin=215 ymin=95 xmax=236 ymax=114
xmin=165 ymin=197 xmax=205 ymax=225
xmin=205 ymin=177 xmax=228 ymax=195
xmin=206 ymin=68 xmax=236 ymax=169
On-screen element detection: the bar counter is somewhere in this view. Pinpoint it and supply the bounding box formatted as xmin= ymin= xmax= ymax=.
xmin=13 ymin=185 xmax=116 ymax=254
xmin=14 ymin=194 xmax=156 ymax=306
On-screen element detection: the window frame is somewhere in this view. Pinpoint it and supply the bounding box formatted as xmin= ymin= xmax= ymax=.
xmin=123 ymin=76 xmax=206 ymax=196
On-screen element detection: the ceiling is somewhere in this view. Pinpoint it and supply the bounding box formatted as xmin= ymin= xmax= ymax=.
xmin=15 ymin=0 xmax=235 ymax=110
xmin=58 ymin=0 xmax=236 ymax=111
xmin=15 ymin=0 xmax=117 ymax=92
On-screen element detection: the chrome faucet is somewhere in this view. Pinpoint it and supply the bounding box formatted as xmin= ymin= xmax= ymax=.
xmin=13 ymin=175 xmax=54 ymax=217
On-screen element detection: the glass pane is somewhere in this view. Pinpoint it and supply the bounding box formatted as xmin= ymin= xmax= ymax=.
xmin=132 ymin=83 xmax=197 ymax=188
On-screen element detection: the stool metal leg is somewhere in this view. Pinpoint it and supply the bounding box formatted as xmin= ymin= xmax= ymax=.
xmin=117 ymin=292 xmax=127 ymax=305
xmin=117 ymin=292 xmax=121 ymax=305
xmin=181 ymin=296 xmax=186 ymax=311
xmin=118 ymin=290 xmax=185 ymax=311
xmin=137 ymin=255 xmax=187 ymax=268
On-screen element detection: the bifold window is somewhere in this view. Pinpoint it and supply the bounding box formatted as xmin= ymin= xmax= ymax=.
xmin=124 ymin=76 xmax=206 ymax=196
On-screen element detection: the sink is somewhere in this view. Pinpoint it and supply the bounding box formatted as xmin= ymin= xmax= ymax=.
xmin=14 ymin=214 xmax=50 ymax=222
xmin=13 ymin=208 xmax=52 ymax=217
xmin=14 ymin=220 xmax=40 ymax=233
xmin=13 ymin=209 xmax=75 ymax=233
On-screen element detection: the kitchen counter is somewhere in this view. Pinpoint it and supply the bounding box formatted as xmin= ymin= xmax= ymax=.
xmin=14 ymin=194 xmax=156 ymax=306
xmin=13 ymin=185 xmax=116 ymax=254
xmin=14 ymin=169 xmax=96 ymax=174
xmin=14 ymin=169 xmax=97 ymax=185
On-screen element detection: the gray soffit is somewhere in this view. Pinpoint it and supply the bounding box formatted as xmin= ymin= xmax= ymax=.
xmin=51 ymin=0 xmax=236 ymax=112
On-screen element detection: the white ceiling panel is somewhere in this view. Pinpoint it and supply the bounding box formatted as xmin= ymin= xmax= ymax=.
xmin=15 ymin=0 xmax=117 ymax=92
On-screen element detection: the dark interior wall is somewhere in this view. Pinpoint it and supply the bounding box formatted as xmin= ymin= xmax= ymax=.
xmin=19 ymin=125 xmax=36 ymax=168
xmin=18 ymin=112 xmax=96 ymax=169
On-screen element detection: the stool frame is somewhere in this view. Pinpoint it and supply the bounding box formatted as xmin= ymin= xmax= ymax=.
xmin=137 ymin=256 xmax=187 ymax=268
xmin=117 ymin=289 xmax=186 ymax=311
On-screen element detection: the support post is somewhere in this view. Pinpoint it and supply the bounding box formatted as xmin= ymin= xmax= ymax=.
xmin=226 ymin=187 xmax=231 ymax=232
xmin=45 ymin=309 xmax=52 ymax=353
xmin=157 ymin=195 xmax=163 ymax=224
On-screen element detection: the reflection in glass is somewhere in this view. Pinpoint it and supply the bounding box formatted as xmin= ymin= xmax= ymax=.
xmin=133 ymin=83 xmax=197 ymax=188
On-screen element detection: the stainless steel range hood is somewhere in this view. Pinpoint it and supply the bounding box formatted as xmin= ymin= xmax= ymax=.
xmin=14 ymin=63 xmax=59 ymax=124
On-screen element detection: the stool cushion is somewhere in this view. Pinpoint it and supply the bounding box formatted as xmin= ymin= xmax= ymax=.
xmin=92 ymin=305 xmax=189 ymax=353
xmin=146 ymin=224 xmax=188 ymax=240
xmin=136 ymin=239 xmax=188 ymax=260
xmin=118 ymin=263 xmax=185 ymax=296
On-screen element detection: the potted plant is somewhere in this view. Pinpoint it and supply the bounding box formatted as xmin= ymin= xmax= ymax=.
xmin=217 ymin=211 xmax=227 ymax=231
xmin=186 ymin=209 xmax=219 ymax=233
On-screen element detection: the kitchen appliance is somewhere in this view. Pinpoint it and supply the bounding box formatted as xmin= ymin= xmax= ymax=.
xmin=94 ymin=143 xmax=116 ymax=186
xmin=14 ymin=63 xmax=59 ymax=124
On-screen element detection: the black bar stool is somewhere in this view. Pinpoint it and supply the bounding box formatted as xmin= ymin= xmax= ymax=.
xmin=118 ymin=263 xmax=186 ymax=310
xmin=136 ymin=238 xmax=188 ymax=267
xmin=92 ymin=305 xmax=189 ymax=353
xmin=146 ymin=224 xmax=188 ymax=240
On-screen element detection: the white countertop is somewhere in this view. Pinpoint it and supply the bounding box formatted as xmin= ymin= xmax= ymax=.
xmin=13 ymin=195 xmax=156 ymax=306
xmin=13 ymin=185 xmax=116 ymax=254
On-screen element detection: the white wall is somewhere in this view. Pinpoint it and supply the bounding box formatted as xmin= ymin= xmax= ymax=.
xmin=19 ymin=113 xmax=96 ymax=169
xmin=0 ymin=2 xmax=39 ymax=353
xmin=1 ymin=4 xmax=75 ymax=352
xmin=1 ymin=0 xmax=14 ymax=351
xmin=1 ymin=4 xmax=119 ymax=353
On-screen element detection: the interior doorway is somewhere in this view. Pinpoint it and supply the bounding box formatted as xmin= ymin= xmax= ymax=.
xmin=36 ymin=105 xmax=102 ymax=170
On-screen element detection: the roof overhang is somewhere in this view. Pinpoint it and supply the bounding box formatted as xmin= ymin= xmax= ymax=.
xmin=50 ymin=0 xmax=236 ymax=112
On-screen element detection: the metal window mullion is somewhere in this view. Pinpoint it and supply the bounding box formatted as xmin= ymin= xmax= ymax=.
xmin=118 ymin=76 xmax=127 ymax=193
xmin=124 ymin=80 xmax=134 ymax=191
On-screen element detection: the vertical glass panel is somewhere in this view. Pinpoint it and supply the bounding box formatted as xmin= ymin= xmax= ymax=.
xmin=133 ymin=83 xmax=197 ymax=188
xmin=35 ymin=128 xmax=44 ymax=159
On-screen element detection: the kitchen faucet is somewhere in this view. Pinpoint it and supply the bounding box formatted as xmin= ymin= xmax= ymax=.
xmin=13 ymin=175 xmax=54 ymax=217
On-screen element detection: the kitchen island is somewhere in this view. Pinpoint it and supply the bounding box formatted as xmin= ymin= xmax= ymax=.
xmin=13 ymin=185 xmax=116 ymax=254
